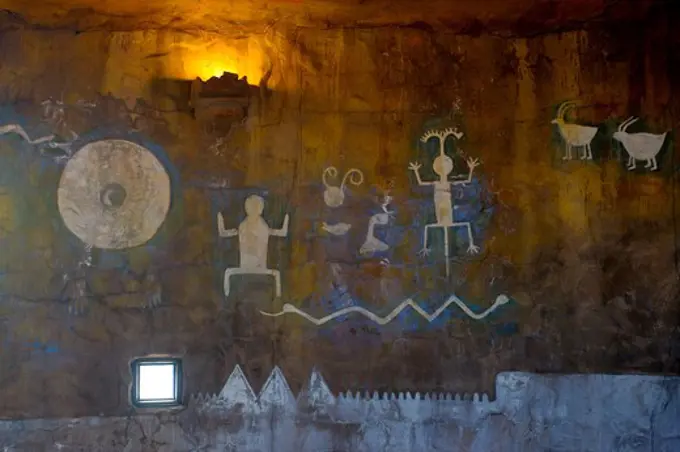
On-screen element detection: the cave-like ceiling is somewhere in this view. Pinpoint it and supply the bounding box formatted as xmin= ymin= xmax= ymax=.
xmin=0 ymin=0 xmax=659 ymax=34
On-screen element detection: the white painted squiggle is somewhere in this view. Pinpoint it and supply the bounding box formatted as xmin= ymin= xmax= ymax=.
xmin=0 ymin=124 xmax=54 ymax=144
xmin=260 ymin=294 xmax=510 ymax=325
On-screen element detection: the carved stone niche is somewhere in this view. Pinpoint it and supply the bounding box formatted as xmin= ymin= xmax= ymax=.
xmin=190 ymin=72 xmax=255 ymax=136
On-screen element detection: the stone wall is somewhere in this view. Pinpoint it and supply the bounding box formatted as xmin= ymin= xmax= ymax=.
xmin=1 ymin=371 xmax=679 ymax=451
xmin=0 ymin=1 xmax=678 ymax=427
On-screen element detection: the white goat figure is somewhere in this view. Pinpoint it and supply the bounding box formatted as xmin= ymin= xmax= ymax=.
xmin=551 ymin=101 xmax=598 ymax=161
xmin=612 ymin=116 xmax=667 ymax=172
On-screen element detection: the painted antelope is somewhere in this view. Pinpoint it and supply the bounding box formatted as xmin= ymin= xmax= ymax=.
xmin=613 ymin=116 xmax=667 ymax=171
xmin=551 ymin=101 xmax=598 ymax=160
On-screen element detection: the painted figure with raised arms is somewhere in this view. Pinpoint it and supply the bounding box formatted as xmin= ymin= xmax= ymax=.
xmin=218 ymin=194 xmax=289 ymax=298
xmin=409 ymin=128 xmax=480 ymax=277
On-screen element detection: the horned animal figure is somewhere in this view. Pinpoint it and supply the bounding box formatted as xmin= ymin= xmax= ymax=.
xmin=551 ymin=101 xmax=598 ymax=161
xmin=612 ymin=117 xmax=667 ymax=172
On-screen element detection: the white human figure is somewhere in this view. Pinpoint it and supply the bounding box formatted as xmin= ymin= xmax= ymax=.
xmin=359 ymin=212 xmax=390 ymax=255
xmin=359 ymin=192 xmax=393 ymax=255
xmin=217 ymin=195 xmax=289 ymax=298
xmin=409 ymin=128 xmax=480 ymax=278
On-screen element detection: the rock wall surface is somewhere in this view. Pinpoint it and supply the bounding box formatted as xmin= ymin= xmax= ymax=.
xmin=0 ymin=1 xmax=678 ymax=441
xmin=1 ymin=371 xmax=680 ymax=451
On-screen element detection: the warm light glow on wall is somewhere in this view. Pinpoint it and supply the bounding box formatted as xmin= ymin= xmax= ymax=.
xmin=174 ymin=37 xmax=265 ymax=84
xmin=99 ymin=33 xmax=267 ymax=107
xmin=185 ymin=57 xmax=242 ymax=82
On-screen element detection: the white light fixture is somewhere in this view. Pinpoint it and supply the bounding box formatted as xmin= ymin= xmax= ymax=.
xmin=131 ymin=357 xmax=182 ymax=408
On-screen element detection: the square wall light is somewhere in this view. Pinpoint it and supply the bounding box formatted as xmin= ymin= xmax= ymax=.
xmin=131 ymin=357 xmax=182 ymax=408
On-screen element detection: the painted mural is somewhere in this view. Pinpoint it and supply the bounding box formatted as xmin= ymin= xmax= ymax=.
xmin=226 ymin=117 xmax=517 ymax=337
xmin=551 ymin=101 xmax=598 ymax=161
xmin=0 ymin=93 xmax=674 ymax=357
xmin=322 ymin=166 xmax=364 ymax=209
xmin=0 ymin=100 xmax=180 ymax=318
xmin=218 ymin=194 xmax=290 ymax=298
xmin=0 ymin=14 xmax=678 ymax=428
xmin=410 ymin=128 xmax=481 ymax=273
xmin=550 ymin=100 xmax=673 ymax=173
xmin=211 ymin=188 xmax=290 ymax=304
xmin=261 ymin=293 xmax=511 ymax=325
xmin=57 ymin=139 xmax=171 ymax=250
xmin=613 ymin=117 xmax=669 ymax=171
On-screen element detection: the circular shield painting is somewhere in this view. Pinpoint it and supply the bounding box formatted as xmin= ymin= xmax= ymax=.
xmin=58 ymin=140 xmax=171 ymax=249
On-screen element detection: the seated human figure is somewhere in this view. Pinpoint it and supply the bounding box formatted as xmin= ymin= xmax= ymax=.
xmin=217 ymin=195 xmax=289 ymax=298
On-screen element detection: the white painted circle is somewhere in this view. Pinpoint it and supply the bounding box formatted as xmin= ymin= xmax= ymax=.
xmin=58 ymin=140 xmax=171 ymax=249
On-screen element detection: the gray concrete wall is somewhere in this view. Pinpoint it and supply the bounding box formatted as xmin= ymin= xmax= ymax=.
xmin=1 ymin=370 xmax=679 ymax=451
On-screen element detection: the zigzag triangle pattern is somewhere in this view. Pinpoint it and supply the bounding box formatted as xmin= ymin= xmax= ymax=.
xmin=189 ymin=365 xmax=494 ymax=412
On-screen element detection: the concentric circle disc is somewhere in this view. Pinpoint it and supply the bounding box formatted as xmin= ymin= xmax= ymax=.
xmin=58 ymin=140 xmax=171 ymax=249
